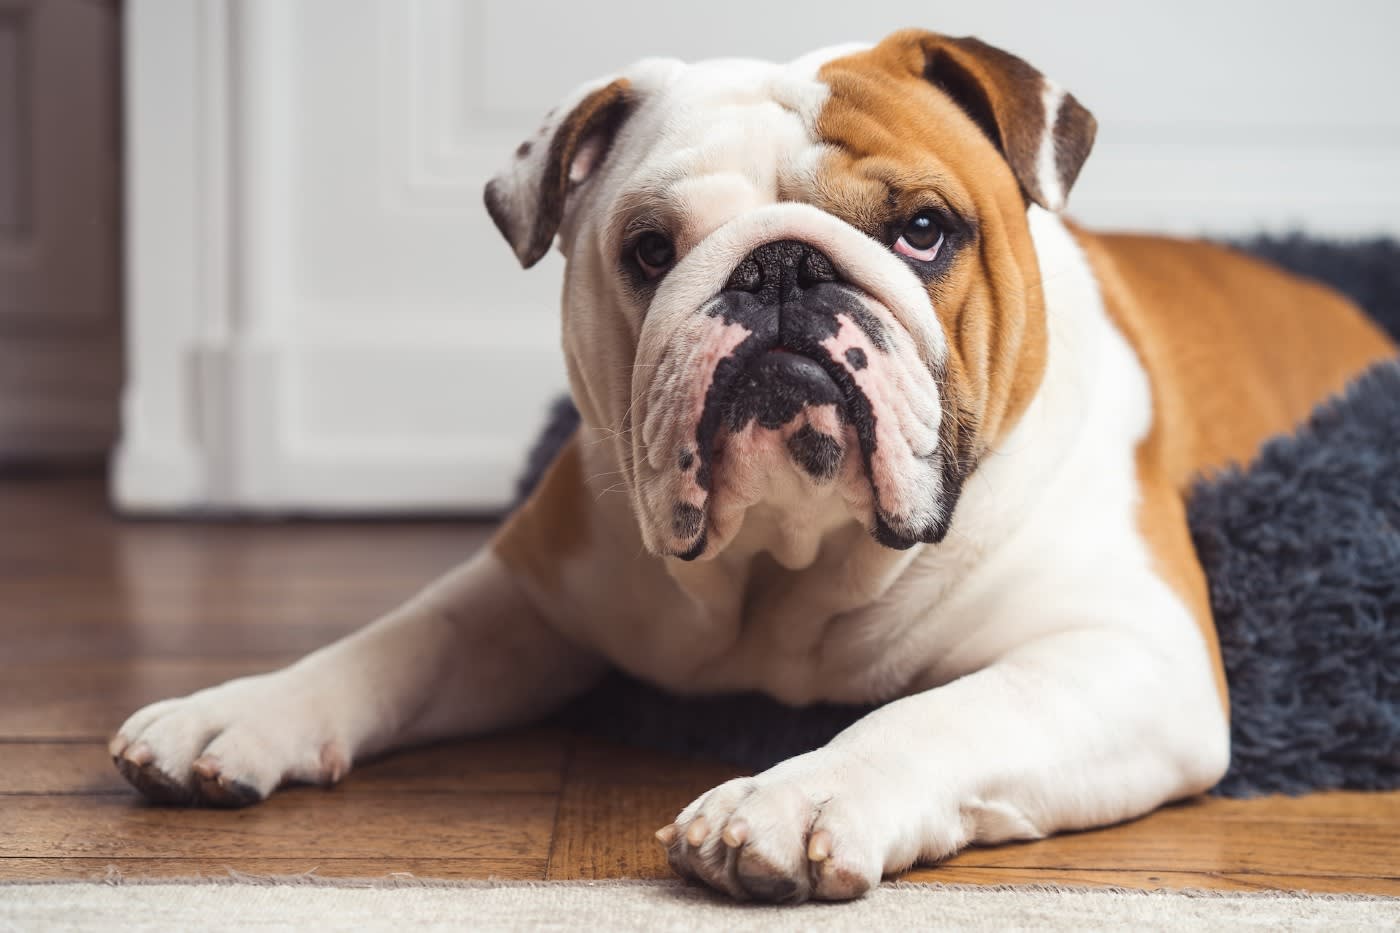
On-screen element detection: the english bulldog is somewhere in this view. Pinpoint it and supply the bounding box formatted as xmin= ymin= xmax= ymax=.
xmin=110 ymin=29 xmax=1395 ymax=902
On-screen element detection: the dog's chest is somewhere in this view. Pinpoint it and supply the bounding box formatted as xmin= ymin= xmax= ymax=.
xmin=644 ymin=509 xmax=1008 ymax=706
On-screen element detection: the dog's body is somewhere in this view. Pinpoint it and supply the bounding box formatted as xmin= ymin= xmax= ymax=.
xmin=110 ymin=31 xmax=1394 ymax=902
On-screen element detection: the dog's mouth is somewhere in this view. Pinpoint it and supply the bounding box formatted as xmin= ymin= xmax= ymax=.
xmin=732 ymin=349 xmax=845 ymax=424
xmin=686 ymin=348 xmax=855 ymax=551
xmin=709 ymin=346 xmax=848 ymax=470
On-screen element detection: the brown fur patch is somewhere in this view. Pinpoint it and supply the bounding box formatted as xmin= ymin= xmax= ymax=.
xmin=493 ymin=437 xmax=591 ymax=593
xmin=1078 ymin=229 xmax=1398 ymax=709
xmin=1079 ymin=231 xmax=1396 ymax=488
xmin=835 ymin=31 xmax=1097 ymax=211
xmin=814 ymin=35 xmax=1051 ymax=460
xmin=485 ymin=79 xmax=633 ymax=269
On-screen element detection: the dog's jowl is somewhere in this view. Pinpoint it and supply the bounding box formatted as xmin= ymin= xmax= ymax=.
xmin=110 ymin=29 xmax=1395 ymax=902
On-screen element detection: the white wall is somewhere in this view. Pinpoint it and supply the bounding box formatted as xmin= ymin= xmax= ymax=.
xmin=114 ymin=0 xmax=1400 ymax=515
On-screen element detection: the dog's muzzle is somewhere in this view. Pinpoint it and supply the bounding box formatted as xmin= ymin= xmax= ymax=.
xmin=647 ymin=237 xmax=909 ymax=561
xmin=630 ymin=202 xmax=953 ymax=562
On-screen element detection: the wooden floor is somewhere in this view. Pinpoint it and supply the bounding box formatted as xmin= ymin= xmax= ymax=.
xmin=2 ymin=475 xmax=1397 ymax=895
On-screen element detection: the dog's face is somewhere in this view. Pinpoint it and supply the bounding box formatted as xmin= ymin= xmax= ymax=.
xmin=486 ymin=30 xmax=1095 ymax=561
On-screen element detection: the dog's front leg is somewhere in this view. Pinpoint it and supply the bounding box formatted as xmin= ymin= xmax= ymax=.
xmin=110 ymin=550 xmax=604 ymax=806
xmin=662 ymin=616 xmax=1229 ymax=902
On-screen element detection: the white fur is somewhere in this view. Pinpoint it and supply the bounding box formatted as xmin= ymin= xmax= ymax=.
xmin=1035 ymin=80 xmax=1067 ymax=212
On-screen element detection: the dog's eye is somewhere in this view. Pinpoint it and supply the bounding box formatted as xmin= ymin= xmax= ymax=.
xmin=894 ymin=212 xmax=944 ymax=262
xmin=634 ymin=232 xmax=676 ymax=278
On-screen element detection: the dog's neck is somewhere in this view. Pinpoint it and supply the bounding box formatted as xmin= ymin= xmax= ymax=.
xmin=705 ymin=461 xmax=852 ymax=571
xmin=662 ymin=508 xmax=924 ymax=639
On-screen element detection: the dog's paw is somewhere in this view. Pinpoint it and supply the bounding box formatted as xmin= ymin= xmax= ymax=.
xmin=108 ymin=673 xmax=350 ymax=807
xmin=657 ymin=755 xmax=890 ymax=902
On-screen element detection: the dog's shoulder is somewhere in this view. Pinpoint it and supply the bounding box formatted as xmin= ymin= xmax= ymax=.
xmin=494 ymin=435 xmax=594 ymax=594
xmin=1071 ymin=227 xmax=1395 ymax=487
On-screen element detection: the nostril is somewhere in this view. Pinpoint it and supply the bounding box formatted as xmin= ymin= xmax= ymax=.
xmin=725 ymin=256 xmax=762 ymax=292
xmin=726 ymin=241 xmax=840 ymax=296
xmin=797 ymin=250 xmax=836 ymax=288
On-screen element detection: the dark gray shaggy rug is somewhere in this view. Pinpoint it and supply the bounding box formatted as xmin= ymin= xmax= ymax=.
xmin=518 ymin=236 xmax=1400 ymax=798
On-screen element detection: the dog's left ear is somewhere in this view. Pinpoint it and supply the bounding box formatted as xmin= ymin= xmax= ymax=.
xmin=900 ymin=31 xmax=1097 ymax=212
xmin=484 ymin=77 xmax=634 ymax=268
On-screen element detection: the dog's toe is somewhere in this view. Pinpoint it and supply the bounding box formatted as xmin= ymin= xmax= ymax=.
xmin=114 ymin=752 xmax=196 ymax=806
xmin=664 ymin=770 xmax=883 ymax=903
xmin=191 ymin=755 xmax=267 ymax=808
xmin=109 ymin=673 xmax=349 ymax=807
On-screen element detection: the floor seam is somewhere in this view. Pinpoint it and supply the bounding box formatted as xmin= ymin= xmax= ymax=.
xmin=542 ymin=737 xmax=578 ymax=881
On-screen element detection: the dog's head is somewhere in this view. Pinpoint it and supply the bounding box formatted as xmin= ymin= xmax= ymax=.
xmin=485 ymin=30 xmax=1095 ymax=561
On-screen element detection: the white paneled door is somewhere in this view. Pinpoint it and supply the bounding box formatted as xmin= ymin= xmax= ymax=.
xmin=117 ymin=0 xmax=569 ymax=513
xmin=115 ymin=0 xmax=1400 ymax=514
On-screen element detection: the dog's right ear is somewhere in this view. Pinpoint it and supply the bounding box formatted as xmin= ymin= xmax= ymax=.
xmin=484 ymin=77 xmax=634 ymax=269
xmin=875 ymin=30 xmax=1096 ymax=212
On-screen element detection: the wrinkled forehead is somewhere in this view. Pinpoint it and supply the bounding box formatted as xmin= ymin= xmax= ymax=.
xmin=606 ymin=48 xmax=867 ymax=246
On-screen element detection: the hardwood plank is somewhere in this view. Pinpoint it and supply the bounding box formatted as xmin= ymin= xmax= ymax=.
xmin=0 ymin=659 xmax=294 ymax=739
xmin=4 ymin=618 xmax=360 ymax=663
xmin=547 ymin=739 xmax=744 ymax=881
xmin=0 ymin=475 xmax=492 ymax=665
xmin=546 ymin=777 xmax=690 ymax=880
xmin=0 ymin=522 xmax=487 ymax=587
xmin=915 ymin=866 xmax=1400 ymax=895
xmin=1150 ymin=791 xmax=1400 ymax=822
xmin=942 ymin=813 xmax=1400 ymax=877
xmin=0 ymin=731 xmax=570 ymax=796
xmin=0 ymin=743 xmax=128 ymax=795
xmin=0 ymin=791 xmax=556 ymax=860
xmin=340 ymin=732 xmax=569 ymax=795
xmin=0 ymin=857 xmax=546 ymax=882
xmin=565 ymin=739 xmax=747 ymax=788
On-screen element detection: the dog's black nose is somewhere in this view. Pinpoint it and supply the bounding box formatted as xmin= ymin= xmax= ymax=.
xmin=724 ymin=240 xmax=840 ymax=302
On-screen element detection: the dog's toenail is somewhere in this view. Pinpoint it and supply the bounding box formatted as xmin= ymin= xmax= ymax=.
xmin=319 ymin=741 xmax=349 ymax=785
xmin=655 ymin=824 xmax=679 ymax=846
xmin=192 ymin=756 xmax=221 ymax=780
xmin=685 ymin=817 xmax=710 ymax=847
xmin=124 ymin=743 xmax=154 ymax=767
xmin=723 ymin=819 xmax=749 ymax=848
xmin=808 ymin=829 xmax=832 ymax=862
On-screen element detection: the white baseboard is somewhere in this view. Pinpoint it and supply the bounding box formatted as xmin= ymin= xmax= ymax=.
xmin=113 ymin=337 xmax=565 ymax=515
xmin=111 ymin=442 xmax=210 ymax=512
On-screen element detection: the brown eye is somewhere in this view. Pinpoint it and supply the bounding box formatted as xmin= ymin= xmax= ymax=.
xmin=635 ymin=232 xmax=676 ymax=276
xmin=894 ymin=211 xmax=944 ymax=261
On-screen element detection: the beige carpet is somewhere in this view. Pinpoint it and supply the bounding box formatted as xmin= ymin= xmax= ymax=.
xmin=2 ymin=879 xmax=1395 ymax=932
